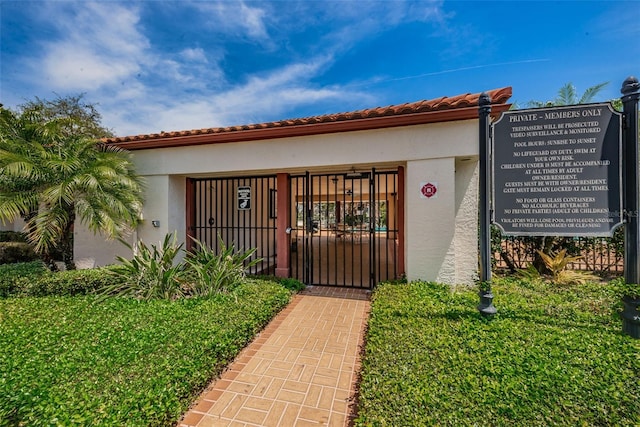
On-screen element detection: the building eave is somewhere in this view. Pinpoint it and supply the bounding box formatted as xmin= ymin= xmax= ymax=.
xmin=109 ymin=103 xmax=511 ymax=151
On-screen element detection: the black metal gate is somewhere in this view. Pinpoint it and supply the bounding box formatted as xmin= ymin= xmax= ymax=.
xmin=290 ymin=170 xmax=399 ymax=288
xmin=190 ymin=175 xmax=277 ymax=275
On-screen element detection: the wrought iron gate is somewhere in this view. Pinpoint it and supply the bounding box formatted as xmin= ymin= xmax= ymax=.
xmin=290 ymin=169 xmax=399 ymax=288
xmin=190 ymin=175 xmax=277 ymax=275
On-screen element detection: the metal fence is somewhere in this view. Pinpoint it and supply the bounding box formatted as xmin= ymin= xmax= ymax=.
xmin=494 ymin=235 xmax=624 ymax=275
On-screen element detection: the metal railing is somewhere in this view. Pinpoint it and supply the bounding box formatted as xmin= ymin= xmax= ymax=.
xmin=494 ymin=235 xmax=624 ymax=275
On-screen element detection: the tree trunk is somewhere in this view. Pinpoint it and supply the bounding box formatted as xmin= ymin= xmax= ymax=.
xmin=499 ymin=251 xmax=517 ymax=273
xmin=532 ymin=236 xmax=555 ymax=274
xmin=60 ymin=207 xmax=76 ymax=270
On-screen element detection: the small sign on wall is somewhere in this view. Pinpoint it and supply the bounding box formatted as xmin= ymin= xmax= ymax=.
xmin=419 ymin=182 xmax=438 ymax=199
xmin=238 ymin=186 xmax=251 ymax=210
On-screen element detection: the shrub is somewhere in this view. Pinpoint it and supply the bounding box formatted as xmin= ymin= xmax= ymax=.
xmin=21 ymin=266 xmax=125 ymax=297
xmin=100 ymin=234 xmax=268 ymax=301
xmin=611 ymin=277 xmax=640 ymax=299
xmin=184 ymin=236 xmax=261 ymax=296
xmin=536 ymin=249 xmax=599 ymax=285
xmin=0 ymin=242 xmax=39 ymax=264
xmin=251 ymin=275 xmax=306 ymax=292
xmin=0 ymin=261 xmax=48 ymax=297
xmin=0 ymin=262 xmax=124 ymax=298
xmin=0 ymin=231 xmax=28 ymax=242
xmin=277 ymin=277 xmax=305 ymax=291
xmin=100 ymin=234 xmax=186 ymax=301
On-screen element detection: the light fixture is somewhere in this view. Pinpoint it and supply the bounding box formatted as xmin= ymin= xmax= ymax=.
xmin=346 ymin=167 xmax=362 ymax=178
xmin=151 ymin=220 xmax=160 ymax=227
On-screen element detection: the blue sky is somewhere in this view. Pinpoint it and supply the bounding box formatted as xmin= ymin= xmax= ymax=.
xmin=1 ymin=1 xmax=638 ymax=137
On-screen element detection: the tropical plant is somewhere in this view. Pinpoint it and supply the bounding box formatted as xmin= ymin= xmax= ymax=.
xmin=101 ymin=234 xmax=187 ymax=301
xmin=536 ymin=249 xmax=599 ymax=285
xmin=527 ymin=82 xmax=609 ymax=108
xmin=99 ymin=234 xmax=263 ymax=300
xmin=184 ymin=235 xmax=261 ymax=296
xmin=0 ymin=102 xmax=143 ymax=269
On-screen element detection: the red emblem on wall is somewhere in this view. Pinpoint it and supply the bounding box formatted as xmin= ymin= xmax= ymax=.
xmin=421 ymin=182 xmax=437 ymax=198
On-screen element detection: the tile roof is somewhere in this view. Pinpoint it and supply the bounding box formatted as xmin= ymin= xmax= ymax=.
xmin=107 ymin=86 xmax=512 ymax=149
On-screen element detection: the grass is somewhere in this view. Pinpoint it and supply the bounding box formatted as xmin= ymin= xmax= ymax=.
xmin=355 ymin=277 xmax=640 ymax=426
xmin=0 ymin=278 xmax=291 ymax=426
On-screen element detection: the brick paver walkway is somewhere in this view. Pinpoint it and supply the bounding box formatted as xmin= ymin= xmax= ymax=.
xmin=179 ymin=286 xmax=371 ymax=427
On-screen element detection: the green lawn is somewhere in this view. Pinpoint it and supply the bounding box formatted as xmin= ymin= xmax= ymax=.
xmin=355 ymin=278 xmax=640 ymax=426
xmin=0 ymin=279 xmax=291 ymax=426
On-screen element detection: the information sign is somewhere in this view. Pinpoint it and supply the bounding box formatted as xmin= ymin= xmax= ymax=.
xmin=237 ymin=186 xmax=251 ymax=210
xmin=492 ymin=103 xmax=622 ymax=236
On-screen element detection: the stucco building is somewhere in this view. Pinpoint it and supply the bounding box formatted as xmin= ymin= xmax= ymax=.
xmin=4 ymin=87 xmax=512 ymax=287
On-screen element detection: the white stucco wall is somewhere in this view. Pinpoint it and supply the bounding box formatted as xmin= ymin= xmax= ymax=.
xmin=130 ymin=120 xmax=478 ymax=177
xmin=454 ymin=158 xmax=480 ymax=285
xmin=0 ymin=217 xmax=26 ymax=232
xmin=73 ymin=223 xmax=134 ymax=268
xmin=75 ymin=119 xmax=481 ymax=285
xmin=405 ymin=157 xmax=457 ymax=283
xmin=137 ymin=174 xmax=187 ymax=245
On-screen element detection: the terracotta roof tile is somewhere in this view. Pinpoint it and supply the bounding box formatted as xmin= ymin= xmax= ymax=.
xmin=106 ymin=87 xmax=512 ymax=148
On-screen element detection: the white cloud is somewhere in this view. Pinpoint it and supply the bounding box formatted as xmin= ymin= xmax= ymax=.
xmin=17 ymin=1 xmax=444 ymax=136
xmin=191 ymin=1 xmax=270 ymax=40
xmin=181 ymin=48 xmax=208 ymax=63
xmin=100 ymin=56 xmax=373 ymax=136
xmin=40 ymin=2 xmax=149 ymax=91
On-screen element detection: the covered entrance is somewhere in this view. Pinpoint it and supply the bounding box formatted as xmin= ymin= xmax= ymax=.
xmin=188 ymin=169 xmax=402 ymax=289
xmin=290 ymin=169 xmax=401 ymax=288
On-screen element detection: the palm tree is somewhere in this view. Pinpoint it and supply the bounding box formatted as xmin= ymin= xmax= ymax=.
xmin=0 ymin=107 xmax=143 ymax=269
xmin=527 ymin=82 xmax=609 ymax=108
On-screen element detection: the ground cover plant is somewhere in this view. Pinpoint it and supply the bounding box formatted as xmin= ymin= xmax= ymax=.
xmin=355 ymin=278 xmax=640 ymax=426
xmin=0 ymin=278 xmax=291 ymax=426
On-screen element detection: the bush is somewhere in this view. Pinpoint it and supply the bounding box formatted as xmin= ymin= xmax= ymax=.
xmin=185 ymin=236 xmax=260 ymax=296
xmin=0 ymin=242 xmax=39 ymax=264
xmin=101 ymin=234 xmax=187 ymax=301
xmin=21 ymin=266 xmax=125 ymax=297
xmin=0 ymin=261 xmax=48 ymax=297
xmin=0 ymin=231 xmax=28 ymax=242
xmin=102 ymin=233 xmax=266 ymax=301
xmin=251 ymin=275 xmax=306 ymax=291
xmin=0 ymin=262 xmax=124 ymax=298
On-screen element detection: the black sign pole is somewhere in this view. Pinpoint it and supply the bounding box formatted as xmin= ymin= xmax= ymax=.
xmin=478 ymin=93 xmax=497 ymax=316
xmin=621 ymin=76 xmax=640 ymax=339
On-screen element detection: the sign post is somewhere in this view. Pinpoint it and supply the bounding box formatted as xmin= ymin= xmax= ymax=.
xmin=621 ymin=77 xmax=640 ymax=339
xmin=478 ymin=93 xmax=497 ymax=316
xmin=487 ymin=76 xmax=638 ymax=338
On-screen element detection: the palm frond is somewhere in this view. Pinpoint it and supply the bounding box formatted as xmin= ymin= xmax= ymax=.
xmin=555 ymin=83 xmax=577 ymax=106
xmin=579 ymin=82 xmax=609 ymax=104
